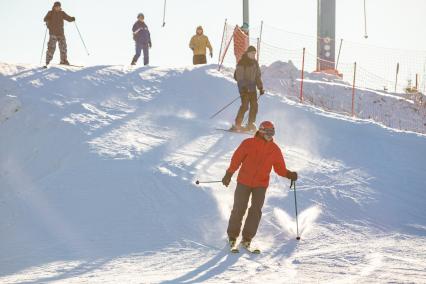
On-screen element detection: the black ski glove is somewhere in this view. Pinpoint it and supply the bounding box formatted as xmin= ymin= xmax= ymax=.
xmin=222 ymin=171 xmax=233 ymax=187
xmin=149 ymin=42 xmax=152 ymax=48
xmin=71 ymin=17 xmax=76 ymax=22
xmin=210 ymin=52 xmax=213 ymax=58
xmin=259 ymin=89 xmax=265 ymax=95
xmin=286 ymin=170 xmax=298 ymax=182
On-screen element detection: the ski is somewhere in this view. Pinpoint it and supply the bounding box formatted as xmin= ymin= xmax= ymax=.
xmin=230 ymin=245 xmax=239 ymax=253
xmin=215 ymin=128 xmax=255 ymax=135
xmin=242 ymin=245 xmax=261 ymax=254
xmin=60 ymin=64 xmax=84 ymax=68
xmin=43 ymin=64 xmax=84 ymax=69
xmin=240 ymin=241 xmax=260 ymax=254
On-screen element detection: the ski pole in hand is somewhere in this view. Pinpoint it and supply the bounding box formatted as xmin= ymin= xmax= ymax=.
xmin=209 ymin=96 xmax=240 ymax=119
xmin=74 ymin=22 xmax=90 ymax=56
xmin=195 ymin=180 xmax=222 ymax=185
xmin=291 ymin=180 xmax=301 ymax=240
xmin=40 ymin=27 xmax=48 ymax=65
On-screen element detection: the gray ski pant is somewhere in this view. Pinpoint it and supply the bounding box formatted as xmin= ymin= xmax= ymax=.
xmin=227 ymin=183 xmax=266 ymax=241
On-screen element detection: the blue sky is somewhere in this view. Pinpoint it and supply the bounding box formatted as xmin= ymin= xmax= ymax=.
xmin=1 ymin=0 xmax=425 ymax=68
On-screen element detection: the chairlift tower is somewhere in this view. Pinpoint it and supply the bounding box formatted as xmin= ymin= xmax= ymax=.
xmin=243 ymin=0 xmax=249 ymax=33
xmin=317 ymin=0 xmax=337 ymax=72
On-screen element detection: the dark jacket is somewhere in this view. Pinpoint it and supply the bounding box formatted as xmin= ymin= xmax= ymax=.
xmin=132 ymin=21 xmax=151 ymax=46
xmin=44 ymin=10 xmax=75 ymax=36
xmin=234 ymin=53 xmax=263 ymax=93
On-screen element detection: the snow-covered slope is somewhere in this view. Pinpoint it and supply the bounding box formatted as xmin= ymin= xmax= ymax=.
xmin=0 ymin=63 xmax=425 ymax=283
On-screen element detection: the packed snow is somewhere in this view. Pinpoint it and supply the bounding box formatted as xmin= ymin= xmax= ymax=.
xmin=0 ymin=73 xmax=21 ymax=123
xmin=0 ymin=63 xmax=425 ymax=283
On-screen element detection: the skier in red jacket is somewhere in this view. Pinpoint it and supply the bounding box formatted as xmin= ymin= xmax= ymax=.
xmin=222 ymin=121 xmax=298 ymax=251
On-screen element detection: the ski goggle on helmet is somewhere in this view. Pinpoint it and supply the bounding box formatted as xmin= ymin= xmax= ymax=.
xmin=259 ymin=121 xmax=275 ymax=141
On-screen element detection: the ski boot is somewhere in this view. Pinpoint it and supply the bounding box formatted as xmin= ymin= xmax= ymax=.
xmin=244 ymin=123 xmax=257 ymax=133
xmin=241 ymin=239 xmax=260 ymax=254
xmin=229 ymin=124 xmax=243 ymax=132
xmin=60 ymin=60 xmax=70 ymax=66
xmin=241 ymin=239 xmax=251 ymax=249
xmin=229 ymin=238 xmax=239 ymax=253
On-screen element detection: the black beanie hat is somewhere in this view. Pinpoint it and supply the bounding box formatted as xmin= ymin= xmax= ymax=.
xmin=247 ymin=45 xmax=257 ymax=53
xmin=53 ymin=1 xmax=61 ymax=8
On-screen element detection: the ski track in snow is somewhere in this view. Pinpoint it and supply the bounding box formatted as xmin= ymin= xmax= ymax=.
xmin=0 ymin=63 xmax=425 ymax=283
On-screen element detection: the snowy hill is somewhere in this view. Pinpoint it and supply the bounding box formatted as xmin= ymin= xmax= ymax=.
xmin=0 ymin=63 xmax=425 ymax=283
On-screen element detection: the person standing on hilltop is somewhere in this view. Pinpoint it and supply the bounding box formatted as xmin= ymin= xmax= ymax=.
xmin=43 ymin=1 xmax=75 ymax=67
xmin=189 ymin=26 xmax=213 ymax=65
xmin=131 ymin=13 xmax=152 ymax=66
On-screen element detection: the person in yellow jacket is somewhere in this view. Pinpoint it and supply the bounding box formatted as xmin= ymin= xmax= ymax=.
xmin=189 ymin=26 xmax=213 ymax=65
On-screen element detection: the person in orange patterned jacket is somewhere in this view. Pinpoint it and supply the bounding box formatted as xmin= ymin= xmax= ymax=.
xmin=222 ymin=121 xmax=298 ymax=249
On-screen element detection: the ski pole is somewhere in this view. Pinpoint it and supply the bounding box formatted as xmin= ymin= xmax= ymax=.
xmin=291 ymin=180 xmax=301 ymax=240
xmin=162 ymin=0 xmax=167 ymax=27
xmin=195 ymin=180 xmax=222 ymax=185
xmin=40 ymin=27 xmax=48 ymax=65
xmin=209 ymin=96 xmax=240 ymax=119
xmin=74 ymin=22 xmax=90 ymax=56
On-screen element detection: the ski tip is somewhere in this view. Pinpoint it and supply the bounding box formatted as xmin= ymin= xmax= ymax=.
xmin=251 ymin=249 xmax=261 ymax=254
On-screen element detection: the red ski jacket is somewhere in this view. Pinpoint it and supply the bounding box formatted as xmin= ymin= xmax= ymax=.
xmin=227 ymin=135 xmax=288 ymax=188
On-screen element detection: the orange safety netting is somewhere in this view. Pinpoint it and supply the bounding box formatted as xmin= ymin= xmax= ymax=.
xmin=233 ymin=26 xmax=249 ymax=63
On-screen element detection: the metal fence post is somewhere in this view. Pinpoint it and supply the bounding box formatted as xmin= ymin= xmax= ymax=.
xmin=300 ymin=48 xmax=306 ymax=102
xmin=352 ymin=62 xmax=357 ymax=117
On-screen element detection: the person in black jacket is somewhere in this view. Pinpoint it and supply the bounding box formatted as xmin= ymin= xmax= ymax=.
xmin=43 ymin=2 xmax=75 ymax=66
xmin=232 ymin=46 xmax=265 ymax=132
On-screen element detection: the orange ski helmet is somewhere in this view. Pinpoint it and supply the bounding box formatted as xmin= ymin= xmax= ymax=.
xmin=259 ymin=121 xmax=275 ymax=139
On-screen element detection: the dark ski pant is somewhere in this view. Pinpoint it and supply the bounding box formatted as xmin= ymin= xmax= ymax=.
xmin=193 ymin=54 xmax=207 ymax=65
xmin=227 ymin=183 xmax=266 ymax=241
xmin=133 ymin=43 xmax=149 ymax=65
xmin=46 ymin=35 xmax=68 ymax=64
xmin=235 ymin=92 xmax=258 ymax=127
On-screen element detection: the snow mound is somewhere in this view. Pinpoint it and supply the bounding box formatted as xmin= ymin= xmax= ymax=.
xmin=262 ymin=60 xmax=426 ymax=134
xmin=0 ymin=63 xmax=425 ymax=283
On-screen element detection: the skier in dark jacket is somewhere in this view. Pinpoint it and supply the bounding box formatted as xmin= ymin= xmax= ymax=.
xmin=43 ymin=1 xmax=75 ymax=66
xmin=232 ymin=45 xmax=265 ymax=132
xmin=131 ymin=13 xmax=152 ymax=66
xmin=222 ymin=121 xmax=298 ymax=251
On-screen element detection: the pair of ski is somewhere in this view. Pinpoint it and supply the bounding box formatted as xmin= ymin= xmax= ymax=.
xmin=229 ymin=241 xmax=260 ymax=254
xmin=216 ymin=128 xmax=256 ymax=136
xmin=42 ymin=64 xmax=84 ymax=69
